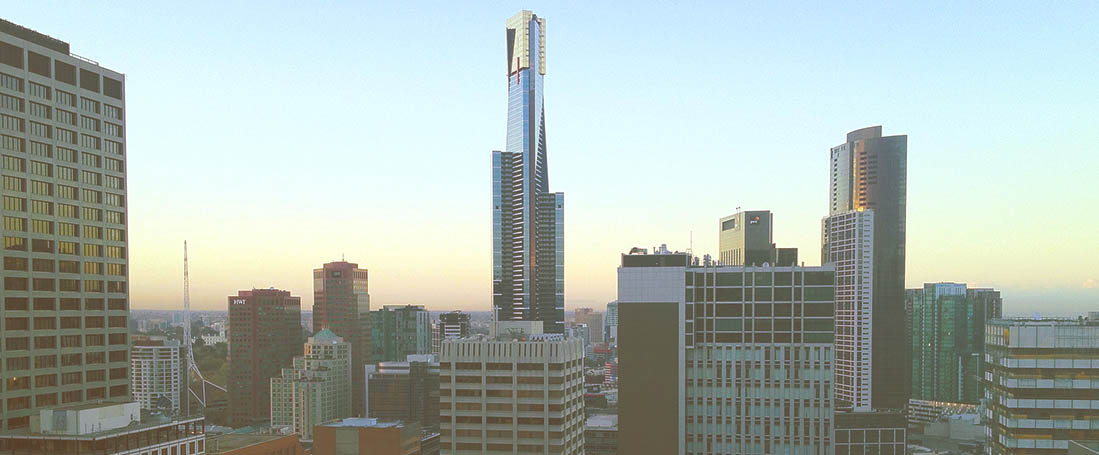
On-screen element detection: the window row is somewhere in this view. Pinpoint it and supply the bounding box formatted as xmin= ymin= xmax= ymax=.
xmin=3 ymin=352 xmax=129 ymax=371
xmin=2 ymin=277 xmax=127 ymax=293
xmin=1 ymin=197 xmax=125 ymax=223
xmin=0 ymin=177 xmax=125 ymax=206
xmin=1 ymin=158 xmax=125 ymax=187
xmin=1 ymin=217 xmax=125 ymax=240
xmin=4 ymin=334 xmax=128 ymax=351
xmin=2 ymin=237 xmax=126 ymax=257
xmin=2 ymin=296 xmax=127 ymax=311
xmin=3 ymin=316 xmax=128 ymax=331
xmin=3 ymin=257 xmax=127 ymax=274
xmin=0 ymin=68 xmax=123 ymax=103
xmin=0 ymin=131 xmax=125 ymax=158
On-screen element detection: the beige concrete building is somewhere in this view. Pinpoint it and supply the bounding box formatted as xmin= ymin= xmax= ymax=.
xmin=439 ymin=322 xmax=585 ymax=455
xmin=130 ymin=338 xmax=181 ymax=414
xmin=0 ymin=19 xmax=130 ymax=431
xmin=271 ymin=328 xmax=352 ymax=442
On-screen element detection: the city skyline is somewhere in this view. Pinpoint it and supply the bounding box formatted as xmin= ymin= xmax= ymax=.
xmin=4 ymin=2 xmax=1096 ymax=314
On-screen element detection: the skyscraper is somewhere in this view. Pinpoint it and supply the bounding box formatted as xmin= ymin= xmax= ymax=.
xmin=617 ymin=249 xmax=837 ymax=455
xmin=370 ymin=304 xmax=431 ymax=362
xmin=823 ymin=125 xmax=908 ymax=410
xmin=823 ymin=209 xmax=875 ymax=410
xmin=313 ymin=260 xmax=371 ymax=415
xmin=131 ymin=338 xmax=181 ymax=414
xmin=719 ymin=210 xmax=799 ymax=266
xmin=908 ymin=283 xmax=1001 ymax=404
xmin=228 ymin=288 xmax=302 ymax=426
xmin=0 ymin=19 xmax=129 ymax=431
xmin=271 ymin=328 xmax=352 ymax=442
xmin=492 ymin=10 xmax=565 ymax=333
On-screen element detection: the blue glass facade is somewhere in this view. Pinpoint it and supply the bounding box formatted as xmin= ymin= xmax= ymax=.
xmin=492 ymin=11 xmax=563 ymax=332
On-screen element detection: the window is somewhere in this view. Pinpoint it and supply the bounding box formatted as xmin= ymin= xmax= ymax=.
xmin=29 ymin=160 xmax=52 ymax=177
xmin=1 ymin=93 xmax=24 ymax=112
xmin=105 ymin=157 xmax=123 ymax=172
xmin=80 ymin=115 xmax=100 ymax=132
xmin=4 ymin=256 xmax=27 ymax=271
xmin=80 ymin=97 xmax=100 ymax=113
xmin=81 ymin=152 xmax=101 ymax=168
xmin=4 ymin=236 xmax=26 ymax=251
xmin=106 ymin=246 xmax=124 ymax=259
xmin=3 ymin=175 xmax=26 ymax=192
xmin=81 ymin=134 xmax=100 ymax=150
xmin=59 ymin=262 xmax=78 ymax=273
xmin=58 ymin=222 xmax=77 ymax=237
xmin=30 ymin=180 xmax=52 ymax=196
xmin=106 ymin=228 xmax=124 ymax=242
xmin=29 ymin=141 xmax=51 ymax=157
xmin=81 ymin=170 xmax=101 ymax=186
xmin=1 ymin=134 xmax=24 ymax=152
xmin=83 ymin=243 xmax=102 ymax=257
xmin=105 ymin=140 xmax=123 ymax=155
xmin=4 ymin=216 xmax=26 ymax=231
xmin=29 ymin=121 xmax=51 ymax=138
xmin=31 ymin=200 xmax=52 ymax=215
xmin=57 ymin=185 xmax=77 ymax=200
xmin=3 ymin=154 xmax=25 ymax=171
xmin=82 ymin=207 xmax=102 ymax=221
xmin=82 ymin=188 xmax=101 ymax=204
xmin=31 ymin=239 xmax=53 ymax=253
xmin=27 ymin=81 xmax=50 ymax=100
xmin=106 ymin=210 xmax=124 ymax=224
xmin=28 ymin=101 xmax=50 ymax=119
xmin=56 ymin=108 xmax=75 ymax=125
xmin=106 ymin=263 xmax=125 ymax=275
xmin=56 ymin=90 xmax=75 ymax=107
xmin=3 ymin=195 xmax=25 ymax=212
xmin=104 ymin=122 xmax=122 ymax=137
xmin=105 ymin=193 xmax=124 ymax=207
xmin=57 ymin=147 xmax=76 ymax=162
xmin=56 ymin=128 xmax=76 ymax=144
xmin=104 ymin=104 xmax=122 ymax=119
xmin=83 ymin=261 xmax=102 ymax=274
xmin=58 ymin=203 xmax=78 ymax=218
xmin=0 ymin=72 xmax=23 ymax=91
xmin=105 ymin=174 xmax=123 ymax=189
xmin=57 ymin=166 xmax=77 ymax=181
xmin=31 ymin=219 xmax=53 ymax=234
xmin=1 ymin=113 xmax=25 ymax=132
xmin=58 ymin=241 xmax=78 ymax=255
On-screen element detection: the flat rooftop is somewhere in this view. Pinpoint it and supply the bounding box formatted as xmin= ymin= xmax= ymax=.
xmin=585 ymin=415 xmax=618 ymax=430
xmin=322 ymin=418 xmax=403 ymax=429
xmin=208 ymin=434 xmax=294 ymax=453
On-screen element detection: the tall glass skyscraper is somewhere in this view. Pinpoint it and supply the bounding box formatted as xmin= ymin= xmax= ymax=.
xmin=492 ymin=10 xmax=564 ymax=333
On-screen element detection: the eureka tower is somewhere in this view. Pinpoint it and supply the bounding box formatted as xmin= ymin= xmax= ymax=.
xmin=491 ymin=11 xmax=564 ymax=333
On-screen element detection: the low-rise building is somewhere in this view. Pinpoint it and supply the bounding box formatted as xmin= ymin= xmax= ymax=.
xmin=366 ymin=355 xmax=440 ymax=432
xmin=206 ymin=433 xmax=305 ymax=455
xmin=313 ymin=418 xmax=433 ymax=455
xmin=0 ymin=402 xmax=205 ymax=455
xmin=584 ymin=414 xmax=617 ymax=455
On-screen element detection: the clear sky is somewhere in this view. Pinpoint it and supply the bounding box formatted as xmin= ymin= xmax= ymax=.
xmin=5 ymin=2 xmax=1097 ymax=314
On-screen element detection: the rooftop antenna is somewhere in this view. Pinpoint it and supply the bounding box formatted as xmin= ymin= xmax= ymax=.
xmin=183 ymin=241 xmax=226 ymax=416
xmin=688 ymin=230 xmax=693 ymax=256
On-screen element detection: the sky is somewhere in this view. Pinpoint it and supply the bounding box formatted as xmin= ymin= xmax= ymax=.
xmin=4 ymin=1 xmax=1097 ymax=315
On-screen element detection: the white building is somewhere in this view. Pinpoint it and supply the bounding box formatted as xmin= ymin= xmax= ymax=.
xmin=439 ymin=322 xmax=585 ymax=455
xmin=270 ymin=328 xmax=352 ymax=442
xmin=130 ymin=340 xmax=181 ymax=414
xmin=822 ymin=209 xmax=875 ymax=411
xmin=0 ymin=402 xmax=206 ymax=455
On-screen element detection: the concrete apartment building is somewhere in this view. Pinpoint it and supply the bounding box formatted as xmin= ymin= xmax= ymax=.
xmin=438 ymin=322 xmax=585 ymax=455
xmin=617 ymin=249 xmax=836 ymax=455
xmin=270 ymin=328 xmax=352 ymax=442
xmin=130 ymin=338 xmax=181 ymax=414
xmin=0 ymin=19 xmax=130 ymax=431
xmin=984 ymin=313 xmax=1099 ymax=455
xmin=227 ymin=288 xmax=302 ymax=427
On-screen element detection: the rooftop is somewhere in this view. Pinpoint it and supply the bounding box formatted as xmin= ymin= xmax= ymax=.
xmin=321 ymin=418 xmax=404 ymax=429
xmin=0 ymin=18 xmax=70 ymax=54
xmin=585 ymin=415 xmax=618 ymax=430
xmin=207 ymin=434 xmax=296 ymax=453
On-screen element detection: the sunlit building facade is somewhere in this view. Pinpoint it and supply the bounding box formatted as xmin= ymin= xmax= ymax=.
xmin=492 ymin=10 xmax=564 ymax=333
xmin=0 ymin=19 xmax=130 ymax=431
xmin=313 ymin=260 xmax=371 ymax=415
xmin=228 ymin=288 xmax=301 ymax=427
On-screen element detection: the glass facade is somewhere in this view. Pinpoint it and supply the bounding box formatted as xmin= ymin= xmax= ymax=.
xmin=492 ymin=11 xmax=564 ymax=332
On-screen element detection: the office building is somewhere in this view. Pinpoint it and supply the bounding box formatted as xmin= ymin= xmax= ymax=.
xmin=270 ymin=328 xmax=352 ymax=442
xmin=313 ymin=418 xmax=435 ymax=455
xmin=984 ymin=313 xmax=1099 ymax=455
xmin=584 ymin=415 xmax=617 ymax=455
xmin=439 ymin=322 xmax=585 ymax=455
xmin=617 ymin=249 xmax=836 ymax=455
xmin=718 ymin=210 xmax=798 ymax=266
xmin=573 ymin=308 xmax=603 ymax=343
xmin=823 ymin=125 xmax=908 ymax=410
xmin=822 ymin=209 xmax=874 ymax=410
xmin=0 ymin=19 xmax=130 ymax=431
xmin=604 ymin=301 xmax=617 ymax=343
xmin=909 ymin=283 xmax=1002 ymax=404
xmin=313 ymin=260 xmax=371 ymax=415
xmin=438 ymin=311 xmax=470 ymax=340
xmin=130 ymin=338 xmax=181 ymax=414
xmin=206 ymin=434 xmax=305 ymax=455
xmin=227 ymin=288 xmax=301 ymax=427
xmin=492 ymin=10 xmax=565 ymax=333
xmin=431 ymin=320 xmax=441 ymax=354
xmin=366 ymin=354 xmax=440 ymax=432
xmin=0 ymin=402 xmax=205 ymax=454
xmin=371 ymin=304 xmax=432 ymax=362
xmin=834 ymin=410 xmax=907 ymax=455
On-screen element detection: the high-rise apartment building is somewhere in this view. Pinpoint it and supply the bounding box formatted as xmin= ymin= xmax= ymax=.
xmin=439 ymin=323 xmax=585 ymax=455
xmin=227 ymin=288 xmax=301 ymax=427
xmin=371 ymin=304 xmax=432 ymax=362
xmin=438 ymin=311 xmax=470 ymax=340
xmin=313 ymin=260 xmax=370 ymax=415
xmin=271 ymin=328 xmax=352 ymax=442
xmin=492 ymin=10 xmax=565 ymax=333
xmin=909 ymin=283 xmax=1002 ymax=404
xmin=718 ymin=210 xmax=798 ymax=266
xmin=984 ymin=313 xmax=1099 ymax=455
xmin=823 ymin=209 xmax=874 ymax=410
xmin=0 ymin=19 xmax=130 ymax=431
xmin=366 ymin=354 xmax=440 ymax=433
xmin=617 ymin=250 xmax=836 ymax=455
xmin=130 ymin=338 xmax=181 ymax=414
xmin=823 ymin=125 xmax=908 ymax=410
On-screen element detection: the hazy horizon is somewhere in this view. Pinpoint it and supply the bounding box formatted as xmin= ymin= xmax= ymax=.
xmin=5 ymin=2 xmax=1096 ymax=315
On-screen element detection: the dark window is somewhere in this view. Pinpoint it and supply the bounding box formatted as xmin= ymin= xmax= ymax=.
xmin=79 ymin=69 xmax=99 ymax=92
xmin=0 ymin=42 xmax=23 ymax=69
xmin=716 ymin=272 xmax=742 ymax=286
xmin=804 ymin=272 xmax=833 ymax=286
xmin=715 ymin=287 xmax=742 ymax=302
xmin=27 ymin=52 xmax=50 ymax=77
xmin=103 ymin=77 xmax=122 ymax=99
xmin=55 ymin=61 xmax=76 ymax=85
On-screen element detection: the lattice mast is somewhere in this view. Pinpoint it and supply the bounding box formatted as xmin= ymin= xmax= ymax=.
xmin=183 ymin=241 xmax=225 ymax=415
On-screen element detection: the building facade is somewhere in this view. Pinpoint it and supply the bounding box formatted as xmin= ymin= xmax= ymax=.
xmin=439 ymin=311 xmax=471 ymax=340
xmin=130 ymin=339 xmax=181 ymax=414
xmin=270 ymin=329 xmax=352 ymax=442
xmin=584 ymin=415 xmax=617 ymax=455
xmin=439 ymin=328 xmax=585 ymax=455
xmin=366 ymin=355 xmax=440 ymax=433
xmin=823 ymin=209 xmax=875 ymax=410
xmin=0 ymin=19 xmax=130 ymax=431
xmin=206 ymin=434 xmax=305 ymax=455
xmin=718 ymin=210 xmax=797 ymax=266
xmin=825 ymin=125 xmax=908 ymax=410
xmin=371 ymin=304 xmax=432 ymax=362
xmin=313 ymin=418 xmax=430 ymax=455
xmin=617 ymin=250 xmax=836 ymax=455
xmin=604 ymin=301 xmax=617 ymax=343
xmin=910 ymin=283 xmax=1002 ymax=404
xmin=227 ymin=288 xmax=301 ymax=427
xmin=834 ymin=410 xmax=907 ymax=455
xmin=492 ymin=10 xmax=565 ymax=333
xmin=313 ymin=260 xmax=371 ymax=415
xmin=984 ymin=314 xmax=1099 ymax=455
xmin=0 ymin=402 xmax=205 ymax=455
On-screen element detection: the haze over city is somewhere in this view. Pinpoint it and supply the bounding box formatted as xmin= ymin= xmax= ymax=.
xmin=5 ymin=1 xmax=1096 ymax=314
